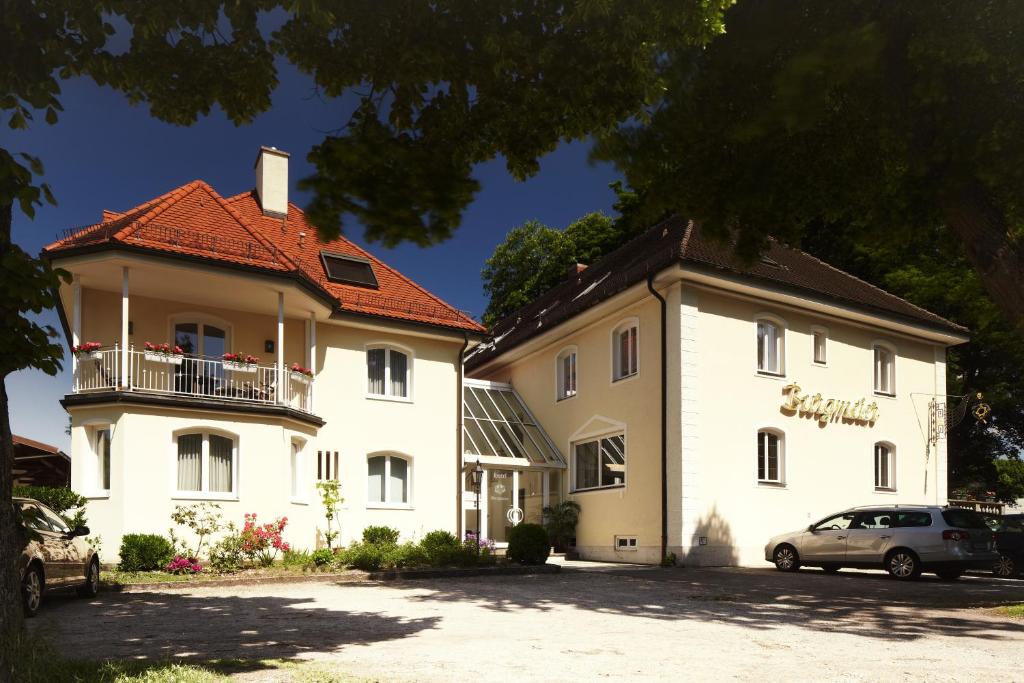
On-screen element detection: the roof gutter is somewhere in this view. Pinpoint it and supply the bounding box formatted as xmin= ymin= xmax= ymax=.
xmin=646 ymin=272 xmax=668 ymax=565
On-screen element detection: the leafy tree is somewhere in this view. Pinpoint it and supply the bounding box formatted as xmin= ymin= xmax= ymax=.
xmin=481 ymin=210 xmax=643 ymax=325
xmin=597 ymin=0 xmax=1024 ymax=335
xmin=2 ymin=5 xmax=731 ymax=661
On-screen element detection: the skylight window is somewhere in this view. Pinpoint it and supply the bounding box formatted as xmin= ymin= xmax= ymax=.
xmin=320 ymin=252 xmax=378 ymax=288
xmin=462 ymin=380 xmax=565 ymax=466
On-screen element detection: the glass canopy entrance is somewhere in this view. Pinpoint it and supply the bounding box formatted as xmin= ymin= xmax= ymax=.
xmin=462 ymin=379 xmax=565 ymax=545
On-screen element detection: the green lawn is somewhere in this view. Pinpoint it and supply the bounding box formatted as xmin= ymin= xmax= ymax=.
xmin=996 ymin=603 xmax=1024 ymax=618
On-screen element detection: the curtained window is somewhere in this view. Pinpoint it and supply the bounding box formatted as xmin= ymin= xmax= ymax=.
xmin=757 ymin=430 xmax=784 ymax=484
xmin=367 ymin=346 xmax=410 ymax=399
xmin=175 ymin=431 xmax=236 ymax=497
xmin=367 ymin=454 xmax=410 ymax=505
xmin=612 ymin=322 xmax=638 ymax=381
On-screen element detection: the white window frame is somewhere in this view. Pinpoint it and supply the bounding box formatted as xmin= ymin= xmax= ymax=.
xmin=366 ymin=452 xmax=413 ymax=509
xmin=611 ymin=318 xmax=639 ymax=383
xmin=873 ymin=342 xmax=896 ymax=396
xmin=811 ymin=326 xmax=828 ymax=366
xmin=755 ymin=315 xmax=786 ymax=377
xmin=555 ymin=346 xmax=578 ymax=401
xmin=168 ymin=312 xmax=233 ymax=358
xmin=366 ymin=342 xmax=413 ymax=402
xmin=170 ymin=429 xmax=239 ymax=501
xmin=571 ymin=431 xmax=627 ymax=492
xmin=874 ymin=442 xmax=896 ymax=491
xmin=290 ymin=438 xmax=308 ymax=504
xmin=756 ymin=429 xmax=785 ymax=485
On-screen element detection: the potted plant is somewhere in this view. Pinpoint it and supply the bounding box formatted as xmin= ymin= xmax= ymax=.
xmin=222 ymin=352 xmax=259 ymax=373
xmin=71 ymin=342 xmax=103 ymax=360
xmin=542 ymin=500 xmax=581 ymax=554
xmin=143 ymin=341 xmax=185 ymax=365
xmin=289 ymin=363 xmax=314 ymax=384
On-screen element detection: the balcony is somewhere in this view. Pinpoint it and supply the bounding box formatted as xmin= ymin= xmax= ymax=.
xmin=71 ymin=346 xmax=315 ymax=416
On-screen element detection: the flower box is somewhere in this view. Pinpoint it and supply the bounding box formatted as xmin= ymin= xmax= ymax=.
xmin=79 ymin=350 xmax=102 ymax=361
xmin=223 ymin=360 xmax=258 ymax=373
xmin=144 ymin=351 xmax=184 ymax=365
xmin=290 ymin=371 xmax=312 ymax=385
xmin=72 ymin=342 xmax=103 ymax=360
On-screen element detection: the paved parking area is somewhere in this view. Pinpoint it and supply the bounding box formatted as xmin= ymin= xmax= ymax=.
xmin=33 ymin=564 xmax=1024 ymax=681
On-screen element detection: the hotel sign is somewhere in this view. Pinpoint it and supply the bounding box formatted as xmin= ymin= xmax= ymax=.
xmin=781 ymin=382 xmax=879 ymax=427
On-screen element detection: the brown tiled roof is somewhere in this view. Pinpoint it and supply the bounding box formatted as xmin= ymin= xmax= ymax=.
xmin=466 ymin=216 xmax=967 ymax=369
xmin=13 ymin=434 xmax=66 ymax=457
xmin=44 ymin=182 xmax=484 ymax=333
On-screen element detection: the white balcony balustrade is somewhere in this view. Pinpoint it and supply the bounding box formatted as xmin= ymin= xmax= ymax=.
xmin=71 ymin=346 xmax=314 ymax=414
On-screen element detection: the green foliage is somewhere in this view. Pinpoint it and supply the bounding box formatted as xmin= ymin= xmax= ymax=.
xmin=315 ymin=480 xmax=343 ymax=549
xmin=542 ymin=501 xmax=582 ymax=552
xmin=420 ymin=530 xmax=462 ymax=566
xmin=281 ymin=549 xmax=312 ymax=569
xmin=206 ymin=527 xmax=245 ymax=573
xmin=118 ymin=534 xmax=174 ymax=572
xmin=481 ymin=211 xmax=642 ymax=325
xmin=362 ymin=525 xmax=400 ymax=546
xmin=507 ymin=523 xmax=550 ymax=566
xmin=995 ymin=459 xmax=1024 ymax=503
xmin=387 ymin=542 xmax=429 ymax=569
xmin=337 ymin=542 xmax=390 ymax=572
xmin=12 ymin=485 xmax=87 ymax=528
xmin=169 ymin=503 xmax=223 ymax=559
xmin=311 ymin=548 xmax=334 ymax=568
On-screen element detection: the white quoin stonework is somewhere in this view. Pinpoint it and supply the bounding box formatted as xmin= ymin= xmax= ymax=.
xmin=255 ymin=146 xmax=289 ymax=216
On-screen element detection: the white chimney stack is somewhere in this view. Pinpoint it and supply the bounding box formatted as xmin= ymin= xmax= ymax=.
xmin=255 ymin=146 xmax=289 ymax=217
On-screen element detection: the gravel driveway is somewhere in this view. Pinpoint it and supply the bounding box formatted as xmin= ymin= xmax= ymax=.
xmin=33 ymin=564 xmax=1024 ymax=682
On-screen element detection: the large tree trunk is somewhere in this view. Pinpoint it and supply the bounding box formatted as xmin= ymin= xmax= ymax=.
xmin=0 ymin=199 xmax=25 ymax=679
xmin=941 ymin=183 xmax=1024 ymax=333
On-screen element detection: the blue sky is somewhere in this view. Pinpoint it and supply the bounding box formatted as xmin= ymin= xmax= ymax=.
xmin=6 ymin=62 xmax=621 ymax=451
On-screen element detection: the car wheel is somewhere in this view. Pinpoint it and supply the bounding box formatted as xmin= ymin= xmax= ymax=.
xmin=885 ymin=549 xmax=922 ymax=580
xmin=22 ymin=564 xmax=43 ymax=618
xmin=935 ymin=569 xmax=963 ymax=581
xmin=822 ymin=564 xmax=841 ymax=574
xmin=994 ymin=554 xmax=1017 ymax=578
xmin=773 ymin=545 xmax=800 ymax=572
xmin=78 ymin=558 xmax=100 ymax=598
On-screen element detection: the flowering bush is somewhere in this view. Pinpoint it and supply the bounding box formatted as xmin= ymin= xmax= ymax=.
xmin=71 ymin=342 xmax=102 ymax=355
xmin=290 ymin=363 xmax=314 ymax=377
xmin=165 ymin=555 xmax=203 ymax=574
xmin=241 ymin=513 xmax=290 ymax=567
xmin=144 ymin=341 xmax=184 ymax=355
xmin=223 ymin=352 xmax=259 ymax=364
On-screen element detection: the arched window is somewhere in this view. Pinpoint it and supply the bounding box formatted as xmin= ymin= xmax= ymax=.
xmin=367 ymin=453 xmax=411 ymax=506
xmin=757 ymin=429 xmax=784 ymax=484
xmin=611 ymin=319 xmax=639 ymax=382
xmin=367 ymin=344 xmax=411 ymax=399
xmin=874 ymin=443 xmax=896 ymax=490
xmin=174 ymin=430 xmax=237 ymax=498
xmin=873 ymin=343 xmax=896 ymax=396
xmin=556 ymin=347 xmax=577 ymax=400
xmin=756 ymin=317 xmax=785 ymax=376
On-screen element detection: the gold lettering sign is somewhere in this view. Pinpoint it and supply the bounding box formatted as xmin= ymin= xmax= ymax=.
xmin=781 ymin=382 xmax=879 ymax=427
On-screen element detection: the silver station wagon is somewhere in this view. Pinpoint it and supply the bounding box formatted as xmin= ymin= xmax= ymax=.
xmin=765 ymin=505 xmax=999 ymax=580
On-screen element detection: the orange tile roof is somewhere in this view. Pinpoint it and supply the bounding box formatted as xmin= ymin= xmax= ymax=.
xmin=44 ymin=182 xmax=483 ymax=333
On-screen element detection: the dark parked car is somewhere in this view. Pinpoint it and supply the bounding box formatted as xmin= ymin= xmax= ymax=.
xmin=15 ymin=497 xmax=100 ymax=616
xmin=992 ymin=513 xmax=1024 ymax=578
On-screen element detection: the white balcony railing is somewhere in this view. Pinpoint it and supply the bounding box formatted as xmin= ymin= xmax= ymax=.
xmin=72 ymin=346 xmax=314 ymax=414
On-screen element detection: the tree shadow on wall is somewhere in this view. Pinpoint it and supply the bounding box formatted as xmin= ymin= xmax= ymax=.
xmin=679 ymin=505 xmax=739 ymax=567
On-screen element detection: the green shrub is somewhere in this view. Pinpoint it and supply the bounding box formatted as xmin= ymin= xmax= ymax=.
xmin=338 ymin=542 xmax=389 ymax=571
xmin=362 ymin=525 xmax=400 ymax=545
xmin=207 ymin=531 xmax=246 ymax=572
xmin=507 ymin=524 xmax=550 ymax=565
xmin=387 ymin=542 xmax=429 ymax=569
xmin=311 ymin=548 xmax=335 ymax=567
xmin=420 ymin=530 xmax=461 ymax=566
xmin=118 ymin=533 xmax=175 ymax=571
xmin=282 ymin=548 xmax=312 ymax=569
xmin=14 ymin=485 xmax=88 ymax=528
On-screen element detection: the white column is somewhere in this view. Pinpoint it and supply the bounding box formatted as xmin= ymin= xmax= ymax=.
xmin=277 ymin=292 xmax=285 ymax=404
xmin=479 ymin=468 xmax=489 ymax=538
xmin=120 ymin=267 xmax=129 ymax=389
xmin=308 ymin=312 xmax=317 ymax=412
xmin=71 ymin=275 xmax=81 ymax=382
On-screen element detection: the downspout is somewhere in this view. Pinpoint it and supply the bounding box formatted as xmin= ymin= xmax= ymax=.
xmin=647 ymin=272 xmax=668 ymax=564
xmin=456 ymin=332 xmax=470 ymax=538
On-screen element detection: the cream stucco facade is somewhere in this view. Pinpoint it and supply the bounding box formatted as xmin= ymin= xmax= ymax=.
xmin=469 ymin=269 xmax=964 ymax=566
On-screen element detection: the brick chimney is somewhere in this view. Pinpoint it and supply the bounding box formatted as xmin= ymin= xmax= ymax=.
xmin=255 ymin=146 xmax=289 ymax=217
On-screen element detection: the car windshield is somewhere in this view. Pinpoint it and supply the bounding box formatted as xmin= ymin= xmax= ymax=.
xmin=941 ymin=509 xmax=990 ymax=530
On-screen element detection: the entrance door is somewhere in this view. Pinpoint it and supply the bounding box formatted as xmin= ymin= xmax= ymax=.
xmin=487 ymin=469 xmax=517 ymax=544
xmin=174 ymin=321 xmax=228 ymax=392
